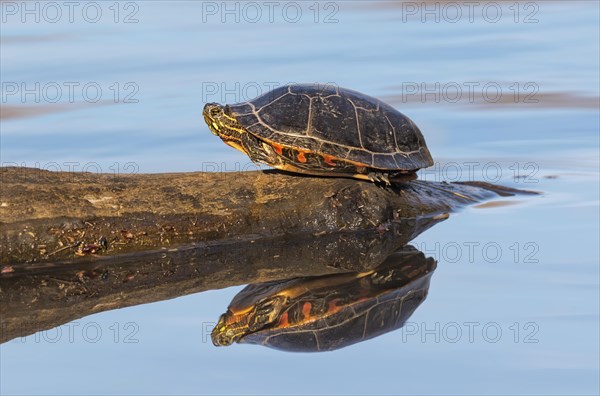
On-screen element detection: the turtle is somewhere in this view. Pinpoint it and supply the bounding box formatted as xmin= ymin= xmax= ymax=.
xmin=203 ymin=84 xmax=433 ymax=185
xmin=210 ymin=246 xmax=436 ymax=352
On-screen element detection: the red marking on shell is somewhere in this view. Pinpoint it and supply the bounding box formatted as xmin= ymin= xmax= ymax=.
xmin=323 ymin=155 xmax=337 ymax=167
xmin=328 ymin=299 xmax=340 ymax=312
xmin=302 ymin=302 xmax=312 ymax=318
xmin=272 ymin=143 xmax=283 ymax=155
xmin=297 ymin=151 xmax=307 ymax=163
xmin=278 ymin=311 xmax=289 ymax=327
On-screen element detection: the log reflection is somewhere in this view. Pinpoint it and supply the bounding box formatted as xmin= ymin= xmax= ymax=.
xmin=0 ymin=215 xmax=444 ymax=343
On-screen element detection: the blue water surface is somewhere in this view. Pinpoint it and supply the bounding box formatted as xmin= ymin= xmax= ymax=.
xmin=1 ymin=1 xmax=598 ymax=395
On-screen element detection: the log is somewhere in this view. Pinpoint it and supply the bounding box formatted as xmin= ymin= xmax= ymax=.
xmin=0 ymin=167 xmax=529 ymax=269
xmin=0 ymin=167 xmax=537 ymax=342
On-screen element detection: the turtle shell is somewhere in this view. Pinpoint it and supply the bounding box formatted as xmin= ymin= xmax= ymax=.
xmin=228 ymin=84 xmax=434 ymax=171
xmin=219 ymin=246 xmax=436 ymax=352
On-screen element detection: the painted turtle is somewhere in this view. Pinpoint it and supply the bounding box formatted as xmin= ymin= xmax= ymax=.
xmin=203 ymin=84 xmax=433 ymax=184
xmin=210 ymin=246 xmax=436 ymax=352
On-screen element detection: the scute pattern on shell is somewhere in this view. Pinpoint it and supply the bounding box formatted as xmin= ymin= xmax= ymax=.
xmin=228 ymin=84 xmax=434 ymax=171
xmin=238 ymin=282 xmax=429 ymax=352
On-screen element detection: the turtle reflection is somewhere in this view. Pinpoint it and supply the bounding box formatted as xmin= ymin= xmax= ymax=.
xmin=211 ymin=246 xmax=436 ymax=352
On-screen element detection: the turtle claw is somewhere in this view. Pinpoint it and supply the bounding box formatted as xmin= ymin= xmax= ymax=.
xmin=367 ymin=172 xmax=391 ymax=187
xmin=370 ymin=269 xmax=395 ymax=285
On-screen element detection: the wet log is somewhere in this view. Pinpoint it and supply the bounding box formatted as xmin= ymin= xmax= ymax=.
xmin=0 ymin=167 xmax=529 ymax=270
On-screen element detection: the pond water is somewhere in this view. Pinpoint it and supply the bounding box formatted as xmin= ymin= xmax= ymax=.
xmin=1 ymin=1 xmax=599 ymax=395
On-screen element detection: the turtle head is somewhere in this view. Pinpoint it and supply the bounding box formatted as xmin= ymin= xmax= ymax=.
xmin=211 ymin=309 xmax=247 ymax=346
xmin=203 ymin=102 xmax=256 ymax=157
xmin=203 ymin=103 xmax=225 ymax=136
xmin=203 ymin=103 xmax=241 ymax=138
xmin=210 ymin=296 xmax=287 ymax=347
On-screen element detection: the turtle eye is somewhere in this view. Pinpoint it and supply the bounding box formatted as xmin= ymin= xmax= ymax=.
xmin=210 ymin=107 xmax=222 ymax=117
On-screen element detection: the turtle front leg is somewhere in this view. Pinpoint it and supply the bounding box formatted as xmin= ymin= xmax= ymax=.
xmin=247 ymin=296 xmax=286 ymax=332
xmin=242 ymin=134 xmax=280 ymax=167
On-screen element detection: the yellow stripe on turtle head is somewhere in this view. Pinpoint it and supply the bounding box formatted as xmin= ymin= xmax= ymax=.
xmin=223 ymin=112 xmax=240 ymax=124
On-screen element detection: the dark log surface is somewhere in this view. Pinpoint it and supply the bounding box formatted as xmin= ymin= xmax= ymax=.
xmin=0 ymin=167 xmax=528 ymax=268
xmin=0 ymin=167 xmax=537 ymax=342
